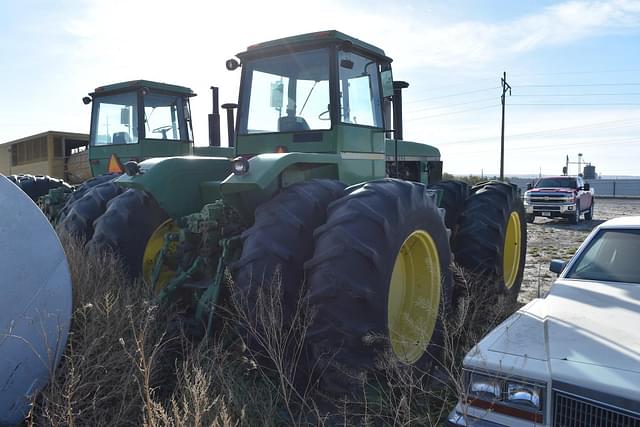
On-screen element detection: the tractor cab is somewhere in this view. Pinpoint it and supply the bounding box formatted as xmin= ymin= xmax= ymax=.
xmin=232 ymin=31 xmax=393 ymax=157
xmin=229 ymin=30 xmax=441 ymax=184
xmin=86 ymin=80 xmax=196 ymax=176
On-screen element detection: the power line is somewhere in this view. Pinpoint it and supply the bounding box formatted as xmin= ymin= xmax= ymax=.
xmin=517 ymin=83 xmax=640 ymax=88
xmin=404 ymin=104 xmax=500 ymax=121
xmin=404 ymin=86 xmax=500 ymax=104
xmin=436 ymin=118 xmax=640 ymax=146
xmin=404 ymin=96 xmax=498 ymax=114
xmin=511 ymin=103 xmax=640 ymax=106
xmin=512 ymin=93 xmax=640 ymax=97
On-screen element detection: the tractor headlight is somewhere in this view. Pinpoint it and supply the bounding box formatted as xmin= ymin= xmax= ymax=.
xmin=232 ymin=157 xmax=250 ymax=175
xmin=464 ymin=370 xmax=545 ymax=423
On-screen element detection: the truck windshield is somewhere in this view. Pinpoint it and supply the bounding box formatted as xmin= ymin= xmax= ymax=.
xmin=535 ymin=178 xmax=577 ymax=188
xmin=567 ymin=229 xmax=640 ymax=283
xmin=238 ymin=48 xmax=331 ymax=134
xmin=90 ymin=92 xmax=139 ymax=145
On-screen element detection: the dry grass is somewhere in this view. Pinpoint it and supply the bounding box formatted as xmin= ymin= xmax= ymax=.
xmin=28 ymin=235 xmax=518 ymax=426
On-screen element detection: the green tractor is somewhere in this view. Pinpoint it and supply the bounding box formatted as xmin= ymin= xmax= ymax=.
xmin=51 ymin=80 xmax=234 ymax=275
xmin=63 ymin=31 xmax=527 ymax=395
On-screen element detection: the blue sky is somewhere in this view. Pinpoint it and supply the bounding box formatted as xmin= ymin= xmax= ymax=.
xmin=1 ymin=0 xmax=639 ymax=176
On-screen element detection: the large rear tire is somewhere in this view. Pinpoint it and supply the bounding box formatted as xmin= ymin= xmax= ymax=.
xmin=59 ymin=182 xmax=124 ymax=241
xmin=90 ymin=189 xmax=168 ymax=278
xmin=454 ymin=181 xmax=526 ymax=300
xmin=56 ymin=173 xmax=119 ymax=222
xmin=231 ymin=179 xmax=345 ymax=360
xmin=304 ymin=179 xmax=452 ymax=396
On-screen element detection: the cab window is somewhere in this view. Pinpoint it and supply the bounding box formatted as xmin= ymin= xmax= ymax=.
xmin=338 ymin=51 xmax=383 ymax=128
xmin=91 ymin=92 xmax=139 ymax=145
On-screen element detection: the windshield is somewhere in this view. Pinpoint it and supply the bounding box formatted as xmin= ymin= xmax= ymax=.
xmin=90 ymin=92 xmax=139 ymax=145
xmin=567 ymin=229 xmax=640 ymax=283
xmin=238 ymin=48 xmax=331 ymax=134
xmin=143 ymin=93 xmax=191 ymax=141
xmin=535 ymin=178 xmax=577 ymax=188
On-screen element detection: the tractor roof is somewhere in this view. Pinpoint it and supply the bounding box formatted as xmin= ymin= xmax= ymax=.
xmin=238 ymin=30 xmax=391 ymax=62
xmin=91 ymin=80 xmax=195 ymax=97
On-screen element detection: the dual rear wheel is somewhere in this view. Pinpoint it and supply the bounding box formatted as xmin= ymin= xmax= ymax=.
xmin=233 ymin=178 xmax=526 ymax=396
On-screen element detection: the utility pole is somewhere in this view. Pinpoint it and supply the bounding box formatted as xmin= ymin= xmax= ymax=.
xmin=500 ymin=71 xmax=511 ymax=181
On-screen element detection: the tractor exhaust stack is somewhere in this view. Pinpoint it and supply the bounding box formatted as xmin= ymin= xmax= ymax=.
xmin=209 ymin=87 xmax=221 ymax=147
xmin=221 ymin=103 xmax=238 ymax=148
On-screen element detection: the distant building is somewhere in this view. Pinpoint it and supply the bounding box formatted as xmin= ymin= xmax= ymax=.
xmin=0 ymin=131 xmax=89 ymax=183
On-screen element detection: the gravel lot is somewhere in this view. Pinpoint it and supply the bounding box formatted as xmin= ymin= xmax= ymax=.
xmin=520 ymin=198 xmax=640 ymax=303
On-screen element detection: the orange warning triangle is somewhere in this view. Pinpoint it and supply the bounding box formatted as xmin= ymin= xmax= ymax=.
xmin=107 ymin=154 xmax=124 ymax=174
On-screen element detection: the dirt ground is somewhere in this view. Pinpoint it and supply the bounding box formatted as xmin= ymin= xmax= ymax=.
xmin=519 ymin=198 xmax=640 ymax=303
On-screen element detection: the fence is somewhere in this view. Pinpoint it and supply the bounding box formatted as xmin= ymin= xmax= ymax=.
xmin=510 ymin=178 xmax=640 ymax=198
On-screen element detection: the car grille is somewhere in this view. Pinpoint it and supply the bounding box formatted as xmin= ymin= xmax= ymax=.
xmin=534 ymin=206 xmax=562 ymax=212
xmin=554 ymin=391 xmax=640 ymax=427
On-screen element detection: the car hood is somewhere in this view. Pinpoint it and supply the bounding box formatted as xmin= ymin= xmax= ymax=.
xmin=483 ymin=279 xmax=640 ymax=398
xmin=527 ymin=188 xmax=575 ymax=193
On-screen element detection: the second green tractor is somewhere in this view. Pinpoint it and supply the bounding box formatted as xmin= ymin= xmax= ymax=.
xmin=59 ymin=30 xmax=527 ymax=396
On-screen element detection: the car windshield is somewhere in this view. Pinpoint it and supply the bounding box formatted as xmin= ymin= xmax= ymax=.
xmin=566 ymin=229 xmax=640 ymax=283
xmin=535 ymin=178 xmax=577 ymax=188
xmin=238 ymin=48 xmax=331 ymax=134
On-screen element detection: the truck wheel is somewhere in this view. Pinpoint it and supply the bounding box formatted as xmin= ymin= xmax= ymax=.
xmin=428 ymin=180 xmax=469 ymax=245
xmin=454 ymin=181 xmax=526 ymax=300
xmin=57 ymin=173 xmax=120 ymax=222
xmin=584 ymin=200 xmax=594 ymax=221
xmin=526 ymin=213 xmax=535 ymax=224
xmin=231 ymin=180 xmax=345 ymax=361
xmin=11 ymin=174 xmax=72 ymax=201
xmin=569 ymin=201 xmax=580 ymax=225
xmin=90 ymin=189 xmax=168 ymax=278
xmin=304 ymin=179 xmax=452 ymax=396
xmin=59 ymin=182 xmax=124 ymax=241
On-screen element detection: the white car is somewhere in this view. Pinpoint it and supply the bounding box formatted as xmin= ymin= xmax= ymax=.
xmin=447 ymin=216 xmax=640 ymax=427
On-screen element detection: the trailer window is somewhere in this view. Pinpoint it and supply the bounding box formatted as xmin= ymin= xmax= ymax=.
xmin=91 ymin=92 xmax=139 ymax=146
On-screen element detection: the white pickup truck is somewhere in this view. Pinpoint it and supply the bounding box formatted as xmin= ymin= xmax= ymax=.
xmin=447 ymin=216 xmax=640 ymax=427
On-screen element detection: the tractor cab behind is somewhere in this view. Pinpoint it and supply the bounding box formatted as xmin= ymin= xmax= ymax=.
xmin=85 ymin=80 xmax=197 ymax=176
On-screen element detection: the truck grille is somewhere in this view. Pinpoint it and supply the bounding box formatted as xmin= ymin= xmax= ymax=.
xmin=554 ymin=391 xmax=640 ymax=427
xmin=529 ymin=195 xmax=569 ymax=203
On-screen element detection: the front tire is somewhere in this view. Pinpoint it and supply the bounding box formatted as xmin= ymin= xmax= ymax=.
xmin=304 ymin=179 xmax=452 ymax=396
xmin=569 ymin=201 xmax=580 ymax=225
xmin=90 ymin=189 xmax=168 ymax=278
xmin=584 ymin=200 xmax=594 ymax=221
xmin=231 ymin=180 xmax=345 ymax=360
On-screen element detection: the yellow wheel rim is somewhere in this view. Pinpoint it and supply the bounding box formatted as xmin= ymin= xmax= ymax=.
xmin=388 ymin=230 xmax=441 ymax=364
xmin=142 ymin=219 xmax=180 ymax=295
xmin=503 ymin=211 xmax=522 ymax=290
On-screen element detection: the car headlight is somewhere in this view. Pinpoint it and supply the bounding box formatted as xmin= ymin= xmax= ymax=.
xmin=506 ymin=381 xmax=542 ymax=409
xmin=465 ymin=371 xmax=545 ymax=423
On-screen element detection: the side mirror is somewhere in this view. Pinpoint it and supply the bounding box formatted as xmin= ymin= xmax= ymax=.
xmin=527 ymin=183 xmax=533 ymax=190
xmin=549 ymin=259 xmax=567 ymax=275
xmin=583 ymin=183 xmax=590 ymax=191
xmin=270 ymin=81 xmax=284 ymax=109
xmin=381 ymin=69 xmax=394 ymax=98
xmin=120 ymin=108 xmax=130 ymax=126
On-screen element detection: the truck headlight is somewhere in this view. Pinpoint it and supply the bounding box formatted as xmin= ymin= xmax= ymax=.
xmin=464 ymin=370 xmax=545 ymax=423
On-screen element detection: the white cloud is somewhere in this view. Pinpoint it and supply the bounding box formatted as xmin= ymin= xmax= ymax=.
xmin=382 ymin=0 xmax=640 ymax=69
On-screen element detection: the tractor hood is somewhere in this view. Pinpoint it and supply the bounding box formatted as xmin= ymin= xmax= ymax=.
xmin=466 ymin=279 xmax=640 ymax=401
